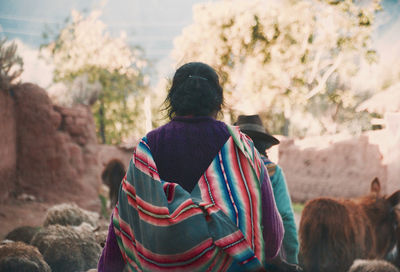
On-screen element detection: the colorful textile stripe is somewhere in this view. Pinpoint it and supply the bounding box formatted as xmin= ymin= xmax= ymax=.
xmin=113 ymin=125 xmax=266 ymax=271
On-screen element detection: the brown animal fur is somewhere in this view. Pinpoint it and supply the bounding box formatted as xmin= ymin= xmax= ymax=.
xmin=348 ymin=259 xmax=399 ymax=272
xmin=31 ymin=224 xmax=101 ymax=272
xmin=43 ymin=203 xmax=99 ymax=227
xmin=0 ymin=241 xmax=51 ymax=272
xmin=5 ymin=225 xmax=41 ymax=244
xmin=299 ymin=178 xmax=400 ymax=272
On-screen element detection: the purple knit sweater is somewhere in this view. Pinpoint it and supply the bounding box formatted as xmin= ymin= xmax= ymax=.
xmin=98 ymin=116 xmax=283 ymax=271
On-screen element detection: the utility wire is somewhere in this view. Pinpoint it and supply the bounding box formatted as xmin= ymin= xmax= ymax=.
xmin=0 ymin=14 xmax=59 ymax=24
xmin=0 ymin=29 xmax=42 ymax=37
xmin=0 ymin=14 xmax=185 ymax=28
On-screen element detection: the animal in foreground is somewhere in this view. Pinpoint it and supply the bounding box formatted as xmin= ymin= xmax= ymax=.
xmin=43 ymin=202 xmax=99 ymax=227
xmin=4 ymin=225 xmax=41 ymax=244
xmin=30 ymin=224 xmax=101 ymax=272
xmin=0 ymin=241 xmax=51 ymax=272
xmin=299 ymin=177 xmax=400 ymax=272
xmin=348 ymin=259 xmax=399 ymax=272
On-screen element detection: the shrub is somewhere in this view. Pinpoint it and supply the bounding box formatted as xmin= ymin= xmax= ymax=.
xmin=0 ymin=38 xmax=23 ymax=91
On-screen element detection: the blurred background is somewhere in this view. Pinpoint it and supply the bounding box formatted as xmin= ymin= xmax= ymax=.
xmin=0 ymin=0 xmax=399 ymax=242
xmin=1 ymin=0 xmax=400 ymax=141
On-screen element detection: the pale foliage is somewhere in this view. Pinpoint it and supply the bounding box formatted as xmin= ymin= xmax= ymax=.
xmin=43 ymin=9 xmax=150 ymax=144
xmin=0 ymin=39 xmax=23 ymax=91
xmin=10 ymin=39 xmax=53 ymax=89
xmin=172 ymin=0 xmax=380 ymax=136
xmin=47 ymin=74 xmax=102 ymax=106
xmin=46 ymin=10 xmax=146 ymax=81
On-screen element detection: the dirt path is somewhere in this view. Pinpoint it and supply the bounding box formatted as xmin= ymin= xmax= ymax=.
xmin=0 ymin=196 xmax=102 ymax=239
xmin=0 ymin=200 xmax=51 ymax=238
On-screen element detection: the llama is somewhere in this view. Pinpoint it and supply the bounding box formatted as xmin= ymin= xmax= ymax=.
xmin=299 ymin=178 xmax=400 ymax=272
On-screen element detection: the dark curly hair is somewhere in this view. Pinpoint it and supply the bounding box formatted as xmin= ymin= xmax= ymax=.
xmin=163 ymin=62 xmax=224 ymax=119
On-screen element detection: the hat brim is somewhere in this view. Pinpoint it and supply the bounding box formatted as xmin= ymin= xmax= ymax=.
xmin=241 ymin=130 xmax=280 ymax=149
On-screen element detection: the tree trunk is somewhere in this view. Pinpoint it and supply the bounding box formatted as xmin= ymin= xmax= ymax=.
xmin=99 ymin=98 xmax=106 ymax=144
xmin=282 ymin=118 xmax=290 ymax=136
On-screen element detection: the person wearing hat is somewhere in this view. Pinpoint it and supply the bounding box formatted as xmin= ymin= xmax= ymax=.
xmin=235 ymin=114 xmax=300 ymax=266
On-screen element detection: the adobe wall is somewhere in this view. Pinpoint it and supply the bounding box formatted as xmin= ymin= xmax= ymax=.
xmin=380 ymin=113 xmax=400 ymax=194
xmin=0 ymin=90 xmax=17 ymax=201
xmin=276 ymin=133 xmax=390 ymax=202
xmin=2 ymin=83 xmax=101 ymax=207
xmin=0 ymin=83 xmax=135 ymax=237
xmin=98 ymin=145 xmax=133 ymax=171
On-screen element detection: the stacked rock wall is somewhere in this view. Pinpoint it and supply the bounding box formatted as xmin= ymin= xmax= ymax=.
xmin=0 ymin=90 xmax=17 ymax=201
xmin=276 ymin=134 xmax=388 ymax=202
xmin=1 ymin=83 xmax=101 ymax=206
xmin=379 ymin=113 xmax=400 ymax=194
xmin=0 ymin=83 xmax=134 ymax=237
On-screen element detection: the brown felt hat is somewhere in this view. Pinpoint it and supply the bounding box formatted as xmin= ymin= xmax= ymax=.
xmin=234 ymin=114 xmax=280 ymax=149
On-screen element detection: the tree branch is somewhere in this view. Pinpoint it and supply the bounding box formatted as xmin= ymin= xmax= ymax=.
xmin=307 ymin=49 xmax=322 ymax=84
xmin=306 ymin=53 xmax=343 ymax=100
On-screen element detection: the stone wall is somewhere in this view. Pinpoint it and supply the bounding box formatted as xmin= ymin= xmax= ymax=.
xmin=0 ymin=90 xmax=17 ymax=201
xmin=1 ymin=83 xmax=101 ymax=207
xmin=276 ymin=133 xmax=389 ymax=202
xmin=381 ymin=113 xmax=400 ymax=194
xmin=98 ymin=145 xmax=133 ymax=171
xmin=0 ymin=83 xmax=135 ymax=237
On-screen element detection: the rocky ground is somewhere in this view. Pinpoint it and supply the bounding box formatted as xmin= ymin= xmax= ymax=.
xmin=0 ymin=197 xmax=105 ymax=239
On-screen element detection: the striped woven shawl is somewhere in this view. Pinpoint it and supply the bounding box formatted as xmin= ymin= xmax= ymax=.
xmin=113 ymin=125 xmax=266 ymax=271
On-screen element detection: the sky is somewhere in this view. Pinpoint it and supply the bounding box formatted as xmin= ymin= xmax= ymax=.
xmin=0 ymin=0 xmax=214 ymax=61
xmin=0 ymin=0 xmax=399 ymax=87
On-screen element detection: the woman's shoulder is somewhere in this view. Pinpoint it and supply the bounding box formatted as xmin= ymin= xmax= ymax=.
xmin=147 ymin=117 xmax=228 ymax=138
xmin=145 ymin=121 xmax=172 ymax=139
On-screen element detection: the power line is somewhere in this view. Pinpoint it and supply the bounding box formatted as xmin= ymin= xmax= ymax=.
xmin=126 ymin=36 xmax=175 ymax=42
xmin=0 ymin=14 xmax=59 ymax=24
xmin=1 ymin=29 xmax=42 ymax=37
xmin=107 ymin=22 xmax=185 ymax=28
xmin=0 ymin=14 xmax=187 ymax=28
xmin=1 ymin=25 xmax=179 ymax=41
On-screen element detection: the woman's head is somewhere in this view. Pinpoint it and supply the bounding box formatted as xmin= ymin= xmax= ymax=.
xmin=164 ymin=62 xmax=223 ymax=119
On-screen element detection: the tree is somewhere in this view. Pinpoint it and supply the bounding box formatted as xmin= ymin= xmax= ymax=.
xmin=172 ymin=0 xmax=381 ymax=136
xmin=0 ymin=39 xmax=23 ymax=92
xmin=43 ymin=10 xmax=150 ymax=144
